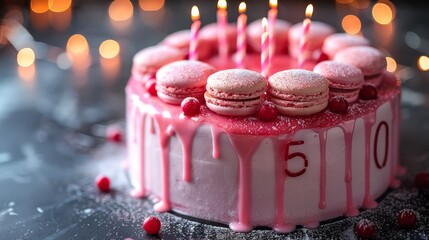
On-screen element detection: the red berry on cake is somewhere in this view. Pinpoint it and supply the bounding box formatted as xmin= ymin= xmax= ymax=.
xmin=316 ymin=52 xmax=329 ymax=63
xmin=258 ymin=102 xmax=279 ymax=122
xmin=145 ymin=79 xmax=157 ymax=96
xmin=415 ymin=172 xmax=429 ymax=188
xmin=96 ymin=175 xmax=110 ymax=192
xmin=355 ymin=219 xmax=376 ymax=239
xmin=329 ymin=96 xmax=349 ymax=114
xmin=143 ymin=216 xmax=161 ymax=235
xmin=181 ymin=97 xmax=200 ymax=116
xmin=397 ymin=209 xmax=417 ymax=229
xmin=359 ymin=84 xmax=378 ymax=100
xmin=106 ymin=126 xmax=122 ymax=142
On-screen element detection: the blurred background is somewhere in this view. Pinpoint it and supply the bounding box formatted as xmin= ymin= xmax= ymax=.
xmin=1 ymin=0 xmax=429 ymax=239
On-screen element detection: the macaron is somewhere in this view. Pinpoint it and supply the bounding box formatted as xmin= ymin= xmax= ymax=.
xmin=132 ymin=45 xmax=186 ymax=82
xmin=288 ymin=21 xmax=335 ymax=58
xmin=200 ymin=23 xmax=237 ymax=54
xmin=156 ymin=60 xmax=216 ymax=105
xmin=205 ymin=69 xmax=267 ymax=116
xmin=162 ymin=29 xmax=215 ymax=60
xmin=314 ymin=61 xmax=364 ymax=103
xmin=322 ymin=33 xmax=370 ymax=59
xmin=247 ymin=19 xmax=291 ymax=54
xmin=334 ymin=46 xmax=386 ymax=87
xmin=268 ymin=69 xmax=329 ymax=116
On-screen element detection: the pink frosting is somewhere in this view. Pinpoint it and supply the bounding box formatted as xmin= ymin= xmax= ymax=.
xmin=334 ymin=46 xmax=387 ymax=76
xmin=288 ymin=21 xmax=335 ymax=57
xmin=247 ymin=19 xmax=291 ymax=54
xmin=162 ymin=29 xmax=215 ymax=60
xmin=200 ymin=23 xmax=238 ymax=54
xmin=133 ymin=45 xmax=186 ymax=70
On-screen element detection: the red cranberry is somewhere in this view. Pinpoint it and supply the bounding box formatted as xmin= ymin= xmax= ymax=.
xmin=96 ymin=175 xmax=110 ymax=192
xmin=143 ymin=216 xmax=161 ymax=235
xmin=106 ymin=126 xmax=122 ymax=142
xmin=316 ymin=52 xmax=329 ymax=63
xmin=258 ymin=102 xmax=279 ymax=122
xmin=355 ymin=219 xmax=376 ymax=239
xmin=181 ymin=97 xmax=200 ymax=116
xmin=359 ymin=84 xmax=378 ymax=100
xmin=397 ymin=209 xmax=417 ymax=229
xmin=329 ymin=96 xmax=349 ymax=114
xmin=145 ymin=79 xmax=157 ymax=96
xmin=415 ymin=172 xmax=429 ymax=188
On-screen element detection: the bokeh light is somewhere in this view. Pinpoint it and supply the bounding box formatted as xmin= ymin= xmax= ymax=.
xmin=385 ymin=57 xmax=397 ymax=73
xmin=17 ymin=48 xmax=36 ymax=67
xmin=48 ymin=0 xmax=72 ymax=13
xmin=418 ymin=56 xmax=429 ymax=71
xmin=99 ymin=40 xmax=120 ymax=59
xmin=66 ymin=34 xmax=89 ymax=55
xmin=31 ymin=0 xmax=49 ymax=14
xmin=139 ymin=0 xmax=165 ymax=11
xmin=342 ymin=15 xmax=361 ymax=35
xmin=109 ymin=0 xmax=134 ymax=22
xmin=372 ymin=2 xmax=393 ymax=25
xmin=336 ymin=0 xmax=354 ymax=3
xmin=351 ymin=0 xmax=370 ymax=9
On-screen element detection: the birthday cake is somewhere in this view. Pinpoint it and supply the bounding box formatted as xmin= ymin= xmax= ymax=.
xmin=125 ymin=6 xmax=402 ymax=233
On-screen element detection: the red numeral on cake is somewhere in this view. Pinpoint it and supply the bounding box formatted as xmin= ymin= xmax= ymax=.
xmin=374 ymin=121 xmax=389 ymax=169
xmin=285 ymin=141 xmax=308 ymax=177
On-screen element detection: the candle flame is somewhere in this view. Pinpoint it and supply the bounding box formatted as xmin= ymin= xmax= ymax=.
xmin=99 ymin=39 xmax=120 ymax=59
xmin=239 ymin=2 xmax=246 ymax=14
xmin=305 ymin=4 xmax=313 ymax=18
xmin=262 ymin=17 xmax=268 ymax=32
xmin=191 ymin=6 xmax=200 ymax=21
xmin=269 ymin=0 xmax=278 ymax=8
xmin=17 ymin=48 xmax=35 ymax=67
xmin=217 ymin=0 xmax=227 ymax=10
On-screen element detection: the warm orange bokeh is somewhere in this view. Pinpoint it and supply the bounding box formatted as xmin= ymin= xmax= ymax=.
xmin=372 ymin=2 xmax=393 ymax=25
xmin=342 ymin=15 xmax=361 ymax=35
xmin=139 ymin=0 xmax=165 ymax=11
xmin=109 ymin=0 xmax=134 ymax=22
xmin=99 ymin=40 xmax=120 ymax=59
xmin=386 ymin=57 xmax=397 ymax=73
xmin=66 ymin=34 xmax=88 ymax=55
xmin=418 ymin=56 xmax=429 ymax=71
xmin=31 ymin=0 xmax=49 ymax=14
xmin=48 ymin=0 xmax=72 ymax=13
xmin=17 ymin=48 xmax=36 ymax=67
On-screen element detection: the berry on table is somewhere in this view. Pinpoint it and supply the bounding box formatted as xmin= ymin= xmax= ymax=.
xmin=106 ymin=126 xmax=122 ymax=142
xmin=397 ymin=209 xmax=417 ymax=229
xmin=359 ymin=84 xmax=378 ymax=100
xmin=143 ymin=216 xmax=161 ymax=235
xmin=181 ymin=97 xmax=200 ymax=116
xmin=96 ymin=175 xmax=110 ymax=192
xmin=355 ymin=219 xmax=376 ymax=239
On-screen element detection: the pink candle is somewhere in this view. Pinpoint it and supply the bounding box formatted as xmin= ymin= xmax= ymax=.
xmin=268 ymin=0 xmax=278 ymax=64
xmin=189 ymin=6 xmax=201 ymax=61
xmin=261 ymin=18 xmax=270 ymax=78
xmin=298 ymin=4 xmax=313 ymax=68
xmin=236 ymin=2 xmax=247 ymax=68
xmin=217 ymin=0 xmax=229 ymax=58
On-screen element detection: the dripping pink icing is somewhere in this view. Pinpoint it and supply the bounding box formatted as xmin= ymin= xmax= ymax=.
xmin=131 ymin=111 xmax=147 ymax=198
xmin=273 ymin=136 xmax=296 ymax=233
xmin=228 ymin=134 xmax=263 ymax=232
xmin=339 ymin=120 xmax=360 ymax=217
xmin=318 ymin=129 xmax=327 ymax=210
xmin=153 ymin=114 xmax=172 ymax=212
xmin=362 ymin=114 xmax=378 ymax=209
xmin=389 ymin=95 xmax=401 ymax=187
xmin=170 ymin=117 xmax=199 ymax=182
xmin=211 ymin=126 xmax=222 ymax=159
xmin=149 ymin=116 xmax=155 ymax=134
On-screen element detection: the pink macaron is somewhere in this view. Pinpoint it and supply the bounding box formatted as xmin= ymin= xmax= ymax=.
xmin=162 ymin=29 xmax=215 ymax=60
xmin=156 ymin=60 xmax=216 ymax=105
xmin=314 ymin=61 xmax=364 ymax=103
xmin=132 ymin=45 xmax=186 ymax=82
xmin=322 ymin=33 xmax=370 ymax=59
xmin=205 ymin=69 xmax=267 ymax=116
xmin=200 ymin=23 xmax=237 ymax=54
xmin=247 ymin=19 xmax=291 ymax=54
xmin=268 ymin=69 xmax=329 ymax=116
xmin=334 ymin=46 xmax=387 ymax=87
xmin=288 ymin=21 xmax=335 ymax=59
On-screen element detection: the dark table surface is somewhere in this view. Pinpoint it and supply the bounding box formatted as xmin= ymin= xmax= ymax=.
xmin=0 ymin=1 xmax=429 ymax=239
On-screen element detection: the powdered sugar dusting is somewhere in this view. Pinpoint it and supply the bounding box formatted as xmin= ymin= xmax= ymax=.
xmin=133 ymin=45 xmax=186 ymax=68
xmin=156 ymin=60 xmax=216 ymax=88
xmin=207 ymin=69 xmax=267 ymax=94
xmin=334 ymin=46 xmax=387 ymax=75
xmin=269 ymin=69 xmax=329 ymax=95
xmin=314 ymin=61 xmax=364 ymax=87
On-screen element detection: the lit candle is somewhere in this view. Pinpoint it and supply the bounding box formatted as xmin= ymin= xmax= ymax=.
xmin=217 ymin=0 xmax=228 ymax=58
xmin=268 ymin=0 xmax=277 ymax=64
xmin=189 ymin=6 xmax=201 ymax=61
xmin=261 ymin=18 xmax=270 ymax=78
xmin=298 ymin=4 xmax=313 ymax=68
xmin=236 ymin=2 xmax=247 ymax=68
